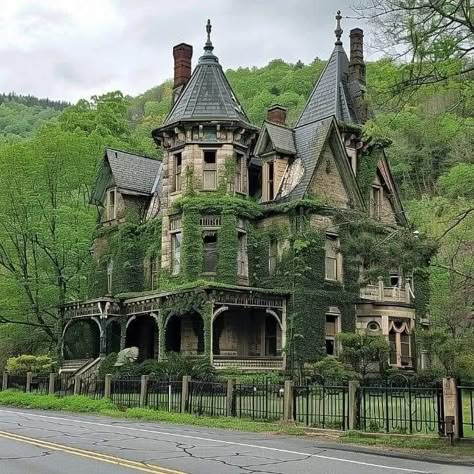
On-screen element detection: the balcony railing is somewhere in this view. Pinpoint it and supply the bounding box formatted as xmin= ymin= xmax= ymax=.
xmin=213 ymin=356 xmax=284 ymax=370
xmin=360 ymin=277 xmax=413 ymax=304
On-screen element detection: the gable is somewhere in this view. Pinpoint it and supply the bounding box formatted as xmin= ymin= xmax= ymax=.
xmin=307 ymin=122 xmax=364 ymax=209
xmin=309 ymin=141 xmax=350 ymax=208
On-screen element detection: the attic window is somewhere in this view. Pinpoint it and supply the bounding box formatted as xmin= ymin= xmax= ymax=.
xmin=203 ymin=150 xmax=217 ymax=190
xmin=106 ymin=188 xmax=117 ymax=221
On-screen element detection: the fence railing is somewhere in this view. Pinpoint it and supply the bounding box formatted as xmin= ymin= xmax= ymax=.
xmin=359 ymin=383 xmax=444 ymax=434
xmin=294 ymin=384 xmax=348 ymax=429
xmin=6 ymin=371 xmax=474 ymax=439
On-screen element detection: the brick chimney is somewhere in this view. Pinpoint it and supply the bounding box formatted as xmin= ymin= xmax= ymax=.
xmin=349 ymin=28 xmax=368 ymax=123
xmin=172 ymin=43 xmax=193 ymax=104
xmin=267 ymin=105 xmax=287 ymax=126
xmin=349 ymin=28 xmax=366 ymax=84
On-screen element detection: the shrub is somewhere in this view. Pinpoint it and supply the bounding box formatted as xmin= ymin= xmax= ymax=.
xmin=6 ymin=355 xmax=55 ymax=376
xmin=307 ymin=357 xmax=357 ymax=384
xmin=98 ymin=352 xmax=118 ymax=378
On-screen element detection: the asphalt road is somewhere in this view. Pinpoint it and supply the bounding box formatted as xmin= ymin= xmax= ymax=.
xmin=0 ymin=408 xmax=471 ymax=474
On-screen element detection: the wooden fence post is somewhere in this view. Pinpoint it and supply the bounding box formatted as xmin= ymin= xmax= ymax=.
xmin=140 ymin=375 xmax=149 ymax=408
xmin=283 ymin=380 xmax=294 ymax=421
xmin=48 ymin=373 xmax=56 ymax=395
xmin=226 ymin=378 xmax=235 ymax=417
xmin=26 ymin=372 xmax=33 ymax=392
xmin=73 ymin=374 xmax=81 ymax=395
xmin=104 ymin=374 xmax=112 ymax=399
xmin=2 ymin=372 xmax=8 ymax=391
xmin=181 ymin=376 xmax=191 ymax=413
xmin=348 ymin=380 xmax=360 ymax=430
xmin=443 ymin=377 xmax=460 ymax=439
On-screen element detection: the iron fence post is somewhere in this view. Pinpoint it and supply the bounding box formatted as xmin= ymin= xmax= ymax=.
xmin=408 ymin=384 xmax=413 ymax=434
xmin=48 ymin=373 xmax=56 ymax=395
xmin=385 ymin=386 xmax=390 ymax=433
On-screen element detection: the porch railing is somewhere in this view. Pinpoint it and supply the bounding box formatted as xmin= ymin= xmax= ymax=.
xmin=213 ymin=356 xmax=284 ymax=370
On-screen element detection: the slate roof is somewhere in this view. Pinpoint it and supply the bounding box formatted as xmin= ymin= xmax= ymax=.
xmin=295 ymin=44 xmax=359 ymax=127
xmin=278 ymin=118 xmax=333 ymax=200
xmin=105 ymin=148 xmax=162 ymax=195
xmin=163 ymin=47 xmax=252 ymax=127
xmin=264 ymin=121 xmax=296 ymax=155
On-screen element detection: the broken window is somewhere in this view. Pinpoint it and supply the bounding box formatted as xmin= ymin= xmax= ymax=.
xmin=203 ymin=150 xmax=217 ymax=190
xmin=202 ymin=231 xmax=217 ymax=273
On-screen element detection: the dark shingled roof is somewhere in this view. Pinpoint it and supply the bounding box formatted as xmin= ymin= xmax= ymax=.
xmin=264 ymin=121 xmax=296 ymax=155
xmin=295 ymin=44 xmax=359 ymax=127
xmin=163 ymin=47 xmax=251 ymax=127
xmin=106 ymin=149 xmax=162 ymax=195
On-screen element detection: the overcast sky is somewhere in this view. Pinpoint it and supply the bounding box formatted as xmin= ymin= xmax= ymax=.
xmin=0 ymin=0 xmax=375 ymax=103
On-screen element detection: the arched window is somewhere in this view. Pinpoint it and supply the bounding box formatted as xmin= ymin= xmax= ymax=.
xmin=389 ymin=320 xmax=412 ymax=368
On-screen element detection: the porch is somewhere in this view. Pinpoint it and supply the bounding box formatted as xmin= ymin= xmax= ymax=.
xmin=360 ymin=277 xmax=414 ymax=304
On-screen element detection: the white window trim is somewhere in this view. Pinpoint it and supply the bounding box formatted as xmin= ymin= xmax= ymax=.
xmin=106 ymin=188 xmax=117 ymax=221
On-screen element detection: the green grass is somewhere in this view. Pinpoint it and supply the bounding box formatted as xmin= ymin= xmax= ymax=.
xmin=341 ymin=431 xmax=474 ymax=457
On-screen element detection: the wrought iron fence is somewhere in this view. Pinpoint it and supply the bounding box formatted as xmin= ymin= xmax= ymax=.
xmin=458 ymin=383 xmax=474 ymax=438
xmin=188 ymin=381 xmax=227 ymax=417
xmin=111 ymin=377 xmax=141 ymax=407
xmin=232 ymin=383 xmax=284 ymax=421
xmin=78 ymin=374 xmax=105 ymax=400
xmin=359 ymin=381 xmax=444 ymax=434
xmin=7 ymin=375 xmax=27 ymax=392
xmin=30 ymin=376 xmax=50 ymax=394
xmin=293 ymin=384 xmax=348 ymax=429
xmin=55 ymin=374 xmax=75 ymax=397
xmin=147 ymin=379 xmax=182 ymax=412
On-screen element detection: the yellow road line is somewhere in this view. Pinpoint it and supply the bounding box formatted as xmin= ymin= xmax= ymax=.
xmin=0 ymin=430 xmax=186 ymax=474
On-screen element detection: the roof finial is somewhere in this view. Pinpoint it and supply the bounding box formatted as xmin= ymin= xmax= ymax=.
xmin=335 ymin=10 xmax=343 ymax=45
xmin=204 ymin=19 xmax=214 ymax=52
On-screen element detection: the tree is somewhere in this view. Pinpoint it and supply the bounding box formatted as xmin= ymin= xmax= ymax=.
xmin=337 ymin=333 xmax=390 ymax=379
xmin=353 ymin=1 xmax=474 ymax=93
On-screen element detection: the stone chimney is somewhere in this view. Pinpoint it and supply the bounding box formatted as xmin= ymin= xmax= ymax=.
xmin=267 ymin=105 xmax=287 ymax=126
xmin=172 ymin=43 xmax=193 ymax=104
xmin=349 ymin=28 xmax=368 ymax=123
xmin=349 ymin=28 xmax=366 ymax=84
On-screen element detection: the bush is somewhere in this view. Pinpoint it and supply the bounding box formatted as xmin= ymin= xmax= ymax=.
xmin=217 ymin=369 xmax=284 ymax=385
xmin=98 ymin=353 xmax=118 ymax=378
xmin=6 ymin=355 xmax=55 ymax=376
xmin=307 ymin=357 xmax=357 ymax=384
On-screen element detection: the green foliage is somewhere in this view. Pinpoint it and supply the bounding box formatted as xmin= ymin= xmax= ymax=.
xmin=6 ymin=355 xmax=55 ymax=376
xmin=337 ymin=333 xmax=390 ymax=380
xmin=216 ymin=212 xmax=238 ymax=284
xmin=98 ymin=352 xmax=118 ymax=378
xmin=181 ymin=209 xmax=203 ymax=281
xmin=307 ymin=357 xmax=357 ymax=383
xmin=139 ymin=353 xmax=215 ymax=380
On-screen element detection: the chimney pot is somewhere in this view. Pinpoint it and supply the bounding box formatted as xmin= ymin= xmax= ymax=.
xmin=267 ymin=105 xmax=287 ymax=126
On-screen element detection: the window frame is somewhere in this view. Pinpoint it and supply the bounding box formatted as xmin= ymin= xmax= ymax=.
xmin=325 ymin=234 xmax=341 ymax=282
xmin=325 ymin=313 xmax=340 ymax=356
xmin=171 ymin=152 xmax=182 ymax=193
xmin=150 ymin=257 xmax=159 ymax=290
xmin=235 ymin=152 xmax=246 ymax=194
xmin=388 ymin=320 xmax=412 ymax=368
xmin=203 ymin=149 xmax=217 ymax=191
xmin=202 ymin=230 xmax=218 ymax=274
xmin=371 ymin=185 xmax=382 ymax=218
xmin=171 ymin=231 xmax=182 ymax=276
xmin=268 ymin=238 xmax=278 ymax=276
xmin=106 ymin=188 xmax=117 ymax=221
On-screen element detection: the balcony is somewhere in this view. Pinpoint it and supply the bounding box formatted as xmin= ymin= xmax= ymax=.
xmin=360 ymin=277 xmax=414 ymax=304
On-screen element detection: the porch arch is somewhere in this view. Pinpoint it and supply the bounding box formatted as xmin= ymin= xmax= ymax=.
xmin=62 ymin=318 xmax=101 ymax=360
xmin=125 ymin=314 xmax=159 ymax=361
xmin=164 ymin=311 xmax=205 ymax=355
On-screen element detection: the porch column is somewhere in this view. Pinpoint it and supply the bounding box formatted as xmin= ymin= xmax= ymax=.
xmin=120 ymin=319 xmax=127 ymax=351
xmin=151 ymin=312 xmax=160 ymax=360
xmin=281 ymin=301 xmax=287 ymax=370
xmin=158 ymin=313 xmax=166 ymax=360
xmin=205 ymin=301 xmax=214 ymax=363
xmin=99 ymin=319 xmax=107 ymax=357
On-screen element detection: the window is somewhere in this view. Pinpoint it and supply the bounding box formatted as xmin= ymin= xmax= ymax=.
xmin=150 ymin=257 xmax=159 ymax=290
xmin=107 ymin=258 xmax=114 ymax=294
xmin=389 ymin=272 xmax=401 ymax=287
xmin=268 ymin=238 xmax=278 ymax=275
xmin=237 ymin=232 xmax=248 ymax=277
xmin=202 ymin=231 xmax=217 ymax=273
xmin=106 ymin=188 xmax=116 ymax=221
xmin=235 ymin=152 xmax=246 ymax=193
xmin=367 ymin=321 xmax=381 ymax=333
xmin=172 ymin=153 xmax=182 ymax=192
xmin=203 ymin=150 xmax=217 ymax=190
xmin=263 ymin=161 xmax=275 ymax=201
xmin=389 ymin=320 xmax=412 ymax=367
xmin=325 ymin=314 xmax=339 ymax=355
xmin=325 ymin=234 xmax=340 ymax=281
xmin=171 ymin=232 xmax=182 ymax=275
xmin=371 ymin=185 xmax=382 ymax=218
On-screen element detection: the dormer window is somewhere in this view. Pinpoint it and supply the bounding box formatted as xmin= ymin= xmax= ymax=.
xmin=172 ymin=153 xmax=182 ymax=192
xmin=203 ymin=150 xmax=217 ymax=190
xmin=106 ymin=188 xmax=117 ymax=221
xmin=263 ymin=160 xmax=275 ymax=201
xmin=371 ymin=185 xmax=382 ymax=218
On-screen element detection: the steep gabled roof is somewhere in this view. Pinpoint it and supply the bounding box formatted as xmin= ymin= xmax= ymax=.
xmin=254 ymin=121 xmax=296 ymax=156
xmin=295 ymin=44 xmax=359 ymax=128
xmin=163 ymin=29 xmax=252 ymax=128
xmin=91 ymin=149 xmax=162 ymax=205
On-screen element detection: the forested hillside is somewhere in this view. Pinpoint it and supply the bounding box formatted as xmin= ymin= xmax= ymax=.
xmin=0 ymin=55 xmax=472 ymax=368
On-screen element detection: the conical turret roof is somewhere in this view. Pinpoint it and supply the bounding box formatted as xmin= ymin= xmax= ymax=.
xmin=163 ymin=20 xmax=252 ymax=128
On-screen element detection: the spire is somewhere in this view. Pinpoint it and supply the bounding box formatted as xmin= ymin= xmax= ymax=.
xmin=334 ymin=10 xmax=343 ymax=45
xmin=204 ymin=19 xmax=214 ymax=53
